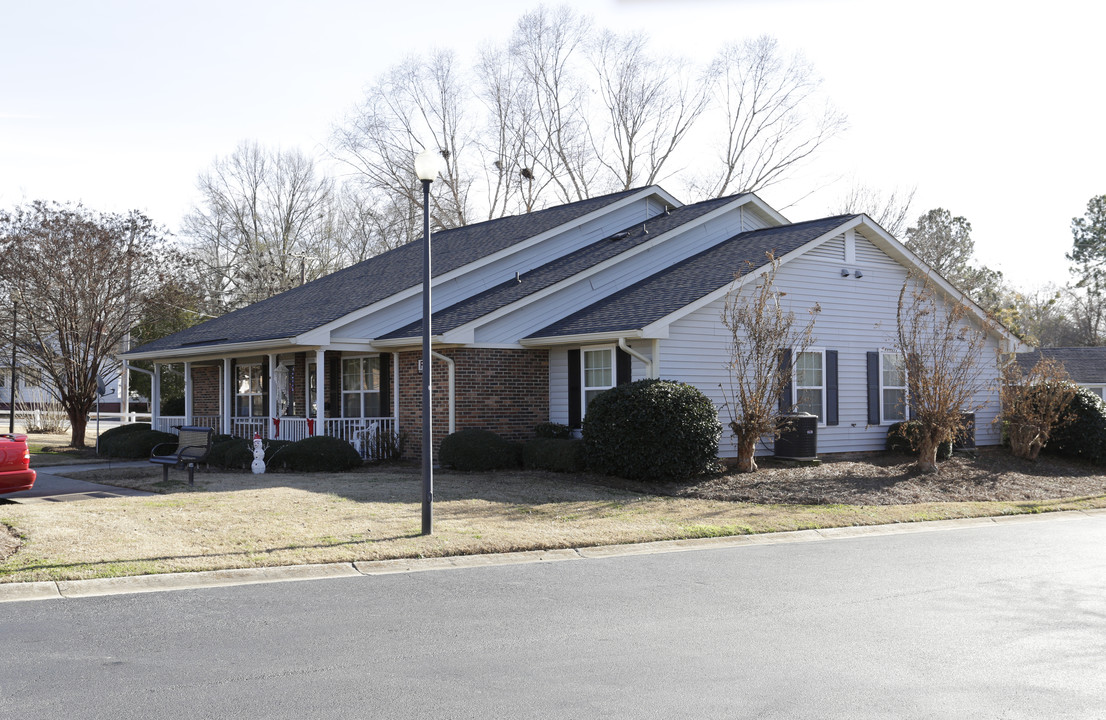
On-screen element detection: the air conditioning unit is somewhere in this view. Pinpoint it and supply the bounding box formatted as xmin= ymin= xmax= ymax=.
xmin=775 ymin=413 xmax=818 ymax=460
xmin=954 ymin=412 xmax=976 ymax=450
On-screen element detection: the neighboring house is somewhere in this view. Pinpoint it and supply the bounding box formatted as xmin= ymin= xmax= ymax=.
xmin=122 ymin=185 xmax=1024 ymax=459
xmin=0 ymin=366 xmax=141 ymax=414
xmin=1017 ymin=347 xmax=1106 ymax=399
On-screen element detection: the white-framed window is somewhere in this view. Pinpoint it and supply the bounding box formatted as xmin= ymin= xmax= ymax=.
xmin=880 ymin=351 xmax=908 ymax=423
xmin=342 ymin=356 xmax=381 ymax=418
xmin=794 ymin=349 xmax=825 ymax=423
xmin=582 ymin=346 xmax=616 ymax=415
xmin=307 ymin=362 xmax=318 ymax=416
xmin=1082 ymin=385 xmax=1105 ymax=400
xmin=235 ymin=362 xmax=265 ymax=417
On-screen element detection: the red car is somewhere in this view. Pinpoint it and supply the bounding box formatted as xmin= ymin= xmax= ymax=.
xmin=0 ymin=433 xmax=36 ymax=494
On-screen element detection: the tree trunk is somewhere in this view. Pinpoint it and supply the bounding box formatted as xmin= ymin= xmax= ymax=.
xmin=734 ymin=434 xmax=759 ymax=473
xmin=915 ymin=435 xmax=939 ymax=473
xmin=69 ymin=411 xmax=88 ymax=449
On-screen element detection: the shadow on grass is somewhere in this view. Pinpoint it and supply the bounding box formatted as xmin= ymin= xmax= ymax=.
xmin=3 ymin=531 xmax=425 ymax=578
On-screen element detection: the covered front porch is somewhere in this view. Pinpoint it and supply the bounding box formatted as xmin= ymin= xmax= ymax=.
xmin=145 ymin=347 xmax=400 ymax=460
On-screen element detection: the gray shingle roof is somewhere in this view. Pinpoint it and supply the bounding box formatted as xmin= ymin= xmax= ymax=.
xmin=526 ymin=214 xmax=856 ymax=339
xmin=1017 ymin=347 xmax=1106 ymax=384
xmin=378 ymin=194 xmax=746 ymax=340
xmin=128 ymin=187 xmax=646 ymax=355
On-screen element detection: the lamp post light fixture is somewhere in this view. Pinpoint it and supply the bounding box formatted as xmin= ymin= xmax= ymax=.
xmin=415 ymin=148 xmax=443 ymax=536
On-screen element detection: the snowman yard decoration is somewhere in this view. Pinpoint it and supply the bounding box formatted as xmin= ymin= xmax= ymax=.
xmin=251 ymin=432 xmax=266 ymax=474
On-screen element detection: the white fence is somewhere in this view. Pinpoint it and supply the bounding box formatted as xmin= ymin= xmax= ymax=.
xmin=151 ymin=415 xmax=399 ymax=460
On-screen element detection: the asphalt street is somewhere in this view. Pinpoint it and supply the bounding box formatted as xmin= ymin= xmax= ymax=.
xmin=2 ymin=513 xmax=1104 ymax=719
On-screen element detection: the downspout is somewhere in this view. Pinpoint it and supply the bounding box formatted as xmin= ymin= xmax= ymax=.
xmin=618 ymin=338 xmax=653 ymax=379
xmin=430 ymin=350 xmax=456 ymax=435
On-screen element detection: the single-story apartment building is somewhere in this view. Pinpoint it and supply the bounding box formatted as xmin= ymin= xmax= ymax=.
xmin=1018 ymin=347 xmax=1106 ymax=399
xmin=123 ymin=185 xmax=1026 ymax=459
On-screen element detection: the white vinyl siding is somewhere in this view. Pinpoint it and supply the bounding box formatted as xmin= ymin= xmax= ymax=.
xmin=661 ymin=230 xmax=1004 ymax=456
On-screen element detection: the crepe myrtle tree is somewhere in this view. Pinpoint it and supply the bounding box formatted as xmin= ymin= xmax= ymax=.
xmin=895 ymin=273 xmax=991 ymax=472
xmin=999 ymin=356 xmax=1076 ymax=461
xmin=721 ymin=252 xmax=819 ymax=473
xmin=0 ymin=201 xmax=180 ymax=448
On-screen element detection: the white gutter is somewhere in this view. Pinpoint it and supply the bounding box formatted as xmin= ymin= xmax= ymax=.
xmin=618 ymin=338 xmax=654 ymax=379
xmin=430 ymin=350 xmax=456 ymax=435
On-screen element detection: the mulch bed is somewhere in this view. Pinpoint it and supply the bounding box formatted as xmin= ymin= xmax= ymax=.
xmin=582 ymin=448 xmax=1106 ymax=506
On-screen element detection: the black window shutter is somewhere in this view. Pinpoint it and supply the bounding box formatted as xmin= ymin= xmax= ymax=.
xmin=616 ymin=347 xmax=632 ymax=386
xmin=826 ymin=350 xmax=839 ymax=426
xmin=568 ymin=349 xmax=581 ymax=429
xmin=261 ymin=358 xmax=270 ymax=417
xmin=379 ymin=354 xmax=391 ymax=417
xmin=778 ymin=348 xmax=793 ymax=413
xmin=330 ymin=355 xmax=341 ymax=418
xmin=867 ymin=351 xmax=881 ymax=426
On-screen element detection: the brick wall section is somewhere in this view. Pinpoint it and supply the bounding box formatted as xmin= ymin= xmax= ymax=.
xmin=191 ymin=365 xmax=221 ymax=417
xmin=397 ymin=347 xmax=549 ymax=459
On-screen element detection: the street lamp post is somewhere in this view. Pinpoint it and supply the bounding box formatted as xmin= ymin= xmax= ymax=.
xmin=415 ymin=148 xmax=443 ymax=536
xmin=8 ymin=301 xmax=16 ymax=434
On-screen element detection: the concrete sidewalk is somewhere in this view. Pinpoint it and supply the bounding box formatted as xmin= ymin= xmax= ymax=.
xmin=5 ymin=461 xmax=154 ymax=504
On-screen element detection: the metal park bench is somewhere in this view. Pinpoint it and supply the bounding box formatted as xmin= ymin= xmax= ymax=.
xmin=149 ymin=426 xmax=215 ymax=485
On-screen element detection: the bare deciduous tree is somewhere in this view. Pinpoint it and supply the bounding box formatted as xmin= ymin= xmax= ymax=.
xmin=183 ymin=141 xmax=338 ymax=311
xmin=692 ymin=35 xmax=847 ymax=199
xmin=896 ymin=274 xmax=991 ymax=472
xmin=833 ymin=181 xmax=916 ymax=237
xmin=721 ymin=253 xmax=820 ymax=473
xmin=588 ymin=29 xmax=710 ymax=190
xmin=999 ymin=356 xmax=1076 ymax=460
xmin=0 ymin=201 xmax=178 ymax=447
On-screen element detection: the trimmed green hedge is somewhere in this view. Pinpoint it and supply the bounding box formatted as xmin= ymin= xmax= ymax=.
xmin=272 ymin=435 xmax=364 ymax=472
xmin=582 ymin=378 xmax=721 ymax=481
xmin=522 ymin=437 xmax=585 ymax=472
xmin=99 ymin=429 xmax=179 ymax=459
xmin=885 ymin=421 xmax=953 ymax=461
xmin=439 ymin=429 xmax=522 ymax=471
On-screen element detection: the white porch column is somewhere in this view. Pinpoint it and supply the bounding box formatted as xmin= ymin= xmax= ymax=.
xmin=183 ymin=361 xmax=193 ymax=425
xmin=153 ymin=363 xmax=161 ymax=428
xmin=315 ymin=349 xmax=325 ymax=435
xmin=268 ymin=354 xmax=279 ymax=430
xmin=223 ymin=357 xmax=233 ymax=435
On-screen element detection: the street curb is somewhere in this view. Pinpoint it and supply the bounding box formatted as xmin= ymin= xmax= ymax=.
xmin=2 ymin=508 xmax=1104 ymax=603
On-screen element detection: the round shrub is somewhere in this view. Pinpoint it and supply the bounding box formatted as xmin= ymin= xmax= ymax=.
xmin=97 ymin=423 xmax=152 ymax=456
xmin=582 ymin=378 xmax=721 ymax=481
xmin=101 ymin=429 xmax=179 ymax=458
xmin=273 ymin=435 xmax=363 ymax=472
xmin=534 ymin=422 xmax=571 ymax=439
xmin=439 ymin=428 xmax=522 ymax=471
xmin=885 ymin=421 xmax=952 ymax=461
xmin=1043 ymin=387 xmax=1106 ymax=464
xmin=522 ymin=437 xmax=585 ymax=473
xmin=207 ymin=437 xmax=250 ymax=469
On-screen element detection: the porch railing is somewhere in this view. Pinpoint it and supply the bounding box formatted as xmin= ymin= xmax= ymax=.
xmin=153 ymin=415 xmax=399 ymax=460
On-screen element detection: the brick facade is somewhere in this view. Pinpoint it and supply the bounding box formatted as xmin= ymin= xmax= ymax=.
xmin=183 ymin=348 xmax=549 ymax=458
xmin=397 ymin=347 xmax=549 ymax=459
xmin=191 ymin=365 xmax=221 ymax=417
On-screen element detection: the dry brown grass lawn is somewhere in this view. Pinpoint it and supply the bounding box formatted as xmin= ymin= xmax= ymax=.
xmin=3 ymin=451 xmax=1106 ymax=584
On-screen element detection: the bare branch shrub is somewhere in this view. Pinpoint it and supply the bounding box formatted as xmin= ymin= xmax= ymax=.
xmin=721 ymin=253 xmax=819 ymax=472
xmin=896 ymin=275 xmax=991 ymax=472
xmin=999 ymin=356 xmax=1076 ymax=460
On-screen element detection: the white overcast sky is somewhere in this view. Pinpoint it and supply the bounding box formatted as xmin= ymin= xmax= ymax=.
xmin=2 ymin=0 xmax=1103 ymax=290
